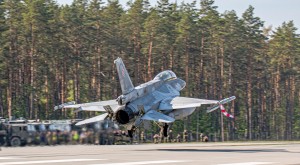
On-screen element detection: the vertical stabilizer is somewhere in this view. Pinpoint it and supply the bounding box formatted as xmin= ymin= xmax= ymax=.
xmin=114 ymin=57 xmax=134 ymax=94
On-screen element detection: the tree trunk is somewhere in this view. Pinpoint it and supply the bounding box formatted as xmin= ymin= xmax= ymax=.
xmin=147 ymin=39 xmax=153 ymax=81
xmin=0 ymin=89 xmax=3 ymax=117
xmin=7 ymin=75 xmax=12 ymax=120
xmin=228 ymin=52 xmax=235 ymax=140
xmin=62 ymin=59 xmax=67 ymax=118
xmin=29 ymin=22 xmax=35 ymax=119
xmin=219 ymin=45 xmax=224 ymax=142
xmin=184 ymin=37 xmax=189 ymax=96
xmin=45 ymin=75 xmax=49 ymax=119
xmin=274 ymin=67 xmax=280 ymax=140
xmin=97 ymin=46 xmax=101 ymax=99
xmin=290 ymin=75 xmax=295 ymax=139
xmin=246 ymin=54 xmax=252 ymax=140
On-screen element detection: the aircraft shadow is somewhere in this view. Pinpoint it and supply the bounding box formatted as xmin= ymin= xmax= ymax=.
xmin=141 ymin=148 xmax=298 ymax=153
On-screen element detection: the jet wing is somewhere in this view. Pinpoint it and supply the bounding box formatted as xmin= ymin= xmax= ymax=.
xmin=54 ymin=99 xmax=120 ymax=112
xmin=141 ymin=110 xmax=175 ymax=123
xmin=159 ymin=97 xmax=219 ymax=110
xmin=75 ymin=113 xmax=108 ymax=126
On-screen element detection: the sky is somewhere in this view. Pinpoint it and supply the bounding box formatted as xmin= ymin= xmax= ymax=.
xmin=57 ymin=0 xmax=300 ymax=33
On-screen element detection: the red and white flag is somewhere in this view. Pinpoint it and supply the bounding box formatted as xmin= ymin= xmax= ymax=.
xmin=220 ymin=104 xmax=234 ymax=118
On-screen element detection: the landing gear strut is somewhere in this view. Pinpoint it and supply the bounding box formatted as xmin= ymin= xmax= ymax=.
xmin=128 ymin=129 xmax=133 ymax=138
xmin=127 ymin=126 xmax=136 ymax=143
xmin=163 ymin=124 xmax=169 ymax=137
xmin=154 ymin=122 xmax=170 ymax=137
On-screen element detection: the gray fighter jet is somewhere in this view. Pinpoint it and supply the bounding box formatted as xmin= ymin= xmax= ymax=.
xmin=55 ymin=57 xmax=235 ymax=137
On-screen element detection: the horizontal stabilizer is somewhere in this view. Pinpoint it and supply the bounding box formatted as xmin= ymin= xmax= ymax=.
xmin=159 ymin=97 xmax=218 ymax=110
xmin=75 ymin=113 xmax=108 ymax=126
xmin=54 ymin=100 xmax=119 ymax=112
xmin=74 ymin=106 xmax=106 ymax=113
xmin=73 ymin=105 xmax=121 ymax=113
xmin=141 ymin=110 xmax=175 ymax=123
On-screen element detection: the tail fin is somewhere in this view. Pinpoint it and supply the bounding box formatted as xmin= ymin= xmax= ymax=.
xmin=114 ymin=57 xmax=134 ymax=94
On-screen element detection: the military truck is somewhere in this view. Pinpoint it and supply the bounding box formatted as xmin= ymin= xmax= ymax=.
xmin=0 ymin=119 xmax=29 ymax=146
xmin=0 ymin=117 xmax=7 ymax=145
xmin=8 ymin=123 xmax=29 ymax=146
xmin=0 ymin=119 xmax=40 ymax=146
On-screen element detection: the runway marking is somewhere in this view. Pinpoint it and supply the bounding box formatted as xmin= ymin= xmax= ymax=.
xmin=0 ymin=157 xmax=19 ymax=160
xmin=217 ymin=162 xmax=275 ymax=165
xmin=89 ymin=160 xmax=189 ymax=165
xmin=0 ymin=158 xmax=104 ymax=165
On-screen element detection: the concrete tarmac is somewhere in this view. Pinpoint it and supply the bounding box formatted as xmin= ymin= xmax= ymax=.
xmin=1 ymin=142 xmax=300 ymax=165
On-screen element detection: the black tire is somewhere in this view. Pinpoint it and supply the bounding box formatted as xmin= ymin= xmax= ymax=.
xmin=10 ymin=137 xmax=21 ymax=147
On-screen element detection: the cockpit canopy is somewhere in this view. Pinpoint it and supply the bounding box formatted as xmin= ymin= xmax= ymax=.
xmin=154 ymin=70 xmax=177 ymax=81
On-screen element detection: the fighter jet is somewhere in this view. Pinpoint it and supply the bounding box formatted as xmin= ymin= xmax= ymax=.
xmin=55 ymin=57 xmax=235 ymax=137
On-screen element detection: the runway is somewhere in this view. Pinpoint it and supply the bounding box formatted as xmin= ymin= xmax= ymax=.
xmin=1 ymin=142 xmax=300 ymax=165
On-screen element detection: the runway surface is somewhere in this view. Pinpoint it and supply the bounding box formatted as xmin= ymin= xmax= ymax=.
xmin=1 ymin=142 xmax=300 ymax=165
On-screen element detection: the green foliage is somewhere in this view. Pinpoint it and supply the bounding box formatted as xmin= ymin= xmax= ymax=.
xmin=0 ymin=0 xmax=300 ymax=140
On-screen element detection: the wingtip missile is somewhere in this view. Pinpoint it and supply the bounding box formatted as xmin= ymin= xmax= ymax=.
xmin=206 ymin=96 xmax=236 ymax=113
xmin=206 ymin=104 xmax=220 ymax=113
xmin=218 ymin=96 xmax=236 ymax=105
xmin=114 ymin=57 xmax=121 ymax=64
xmin=54 ymin=101 xmax=76 ymax=111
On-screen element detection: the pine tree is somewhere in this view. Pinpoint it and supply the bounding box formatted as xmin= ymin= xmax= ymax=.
xmin=155 ymin=0 xmax=179 ymax=72
xmin=241 ymin=5 xmax=264 ymax=140
xmin=0 ymin=0 xmax=7 ymax=117
xmin=101 ymin=0 xmax=124 ymax=98
xmin=120 ymin=0 xmax=148 ymax=85
xmin=268 ymin=21 xmax=299 ymax=140
xmin=198 ymin=0 xmax=223 ymax=141
xmin=221 ymin=10 xmax=244 ymax=140
xmin=142 ymin=9 xmax=160 ymax=81
xmin=2 ymin=0 xmax=25 ymax=119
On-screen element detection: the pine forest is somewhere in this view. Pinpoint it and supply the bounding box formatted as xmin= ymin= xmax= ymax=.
xmin=0 ymin=0 xmax=300 ymax=141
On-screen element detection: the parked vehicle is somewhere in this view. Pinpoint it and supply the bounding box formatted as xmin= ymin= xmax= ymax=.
xmin=0 ymin=118 xmax=7 ymax=146
xmin=6 ymin=123 xmax=29 ymax=146
xmin=0 ymin=119 xmax=47 ymax=146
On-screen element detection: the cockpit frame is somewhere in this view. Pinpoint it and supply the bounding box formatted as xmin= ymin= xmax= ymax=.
xmin=154 ymin=70 xmax=177 ymax=81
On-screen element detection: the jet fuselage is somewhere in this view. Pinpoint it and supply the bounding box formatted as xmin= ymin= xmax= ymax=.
xmin=115 ymin=71 xmax=186 ymax=124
